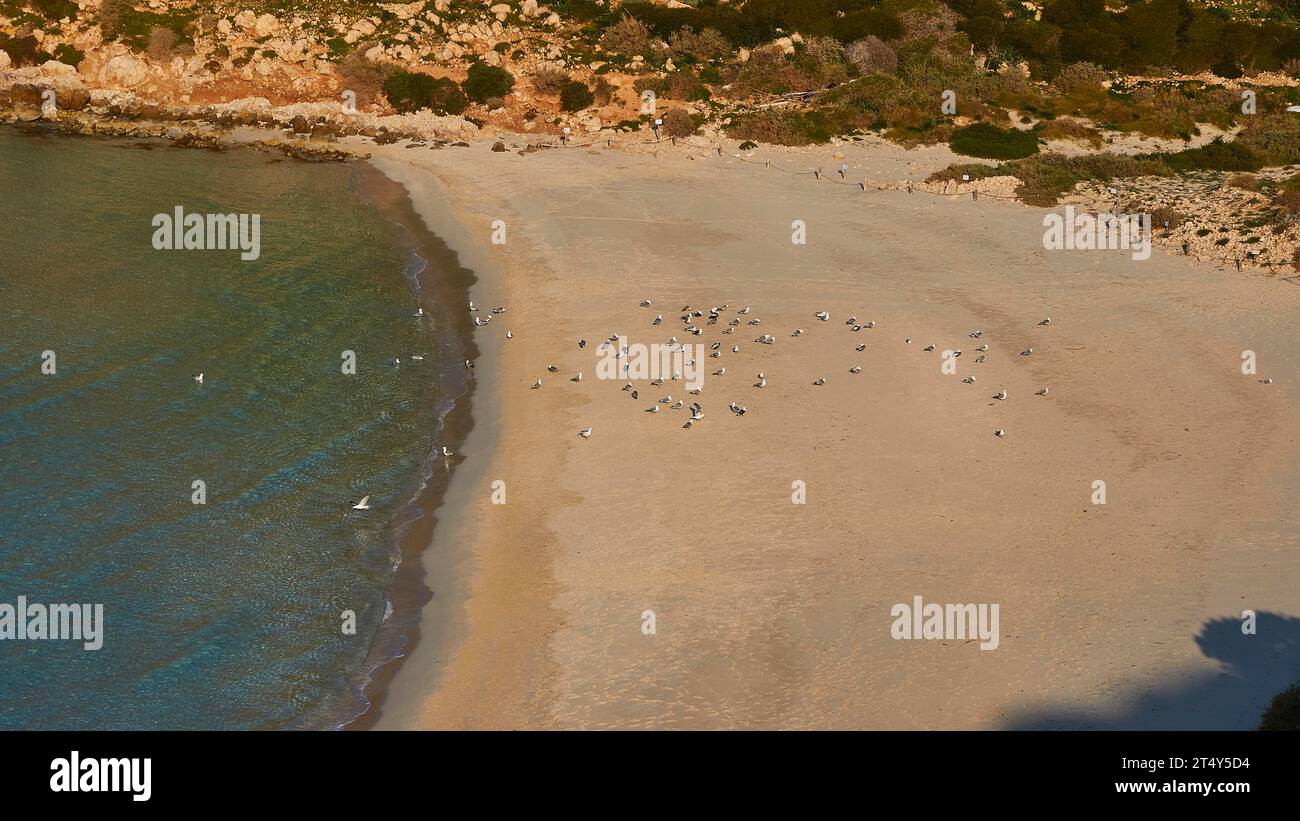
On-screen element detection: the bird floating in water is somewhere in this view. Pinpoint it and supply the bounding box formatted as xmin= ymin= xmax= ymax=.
xmin=578 ymin=428 xmax=592 ymax=438
xmin=193 ymin=373 xmax=204 ymax=384
xmin=351 ymin=495 xmax=371 ymax=511
xmin=394 ymin=358 xmax=401 ymax=368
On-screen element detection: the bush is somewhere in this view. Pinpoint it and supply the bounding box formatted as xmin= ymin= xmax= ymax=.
xmin=53 ymin=43 xmax=85 ymax=67
xmin=532 ymin=63 xmax=569 ymax=95
xmin=592 ymin=75 xmax=616 ymax=106
xmin=0 ymin=35 xmax=42 ymax=67
xmin=845 ymin=35 xmax=897 ymax=76
xmin=662 ymin=108 xmax=697 ymax=138
xmin=1001 ymin=152 xmax=1170 ymax=206
xmin=669 ymin=27 xmax=730 ymax=62
xmin=462 ymin=62 xmax=515 ymax=104
xmin=1259 ymin=683 xmax=1300 ymax=730
xmin=32 ymin=0 xmax=78 ymax=20
xmin=559 ymin=80 xmax=595 ymax=112
xmin=1052 ymin=61 xmax=1107 ymax=97
xmin=147 ymin=27 xmax=178 ymax=61
xmin=949 ymin=122 xmax=1040 ymax=160
xmin=1038 ymin=118 xmax=1102 ymax=147
xmin=383 ymin=70 xmax=468 ymax=115
xmin=340 ymin=50 xmax=392 ymax=107
xmin=1159 ymin=139 xmax=1262 ymax=173
xmin=1224 ymin=173 xmax=1260 ymax=191
xmin=600 ymin=14 xmax=653 ymax=57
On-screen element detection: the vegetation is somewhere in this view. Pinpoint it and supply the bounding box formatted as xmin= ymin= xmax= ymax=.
xmin=559 ymin=80 xmax=595 ymax=112
xmin=950 ymin=122 xmax=1040 ymax=160
xmin=461 ymin=62 xmax=515 ymax=104
xmin=382 ymin=70 xmax=468 ymax=115
xmin=1260 ymin=683 xmax=1300 ymax=730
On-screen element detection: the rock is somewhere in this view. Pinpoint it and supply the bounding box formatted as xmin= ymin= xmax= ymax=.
xmin=738 ymin=48 xmax=750 ymax=63
xmin=521 ymin=0 xmax=540 ymax=18
xmin=290 ymin=114 xmax=312 ymax=133
xmin=56 ymin=85 xmax=91 ymax=111
xmin=484 ymin=50 xmax=501 ymax=66
xmin=490 ymin=3 xmax=511 ymax=21
xmin=218 ymin=19 xmax=232 ymax=35
xmin=235 ymin=10 xmax=256 ymax=29
xmin=100 ymin=55 xmax=149 ymax=87
xmin=254 ymin=14 xmax=280 ymax=38
xmin=0 ymin=51 xmax=9 ymax=71
xmin=492 ymin=140 xmax=507 ymax=152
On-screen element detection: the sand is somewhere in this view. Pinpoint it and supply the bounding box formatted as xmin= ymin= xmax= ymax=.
xmin=362 ymin=135 xmax=1300 ymax=730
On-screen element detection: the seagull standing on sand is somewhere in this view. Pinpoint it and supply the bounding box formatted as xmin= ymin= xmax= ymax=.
xmin=813 ymin=378 xmax=826 ymax=385
xmin=1038 ymin=318 xmax=1052 ymax=326
xmin=849 ymin=367 xmax=861 ymax=374
xmin=531 ymin=379 xmax=542 ymax=390
xmin=571 ymin=373 xmax=583 ymax=382
xmin=815 ymin=311 xmax=829 ymax=321
xmin=994 ymin=389 xmax=1007 ymax=400
xmin=995 ymin=429 xmax=1005 ymax=438
xmin=1036 ymin=388 xmax=1049 ymax=396
xmin=856 ymin=344 xmax=866 ymax=352
xmin=1021 ymin=348 xmax=1033 ymax=356
xmin=578 ymin=428 xmax=592 ymax=438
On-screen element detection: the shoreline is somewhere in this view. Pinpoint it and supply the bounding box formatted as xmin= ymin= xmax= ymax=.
xmin=339 ymin=161 xmax=482 ymax=730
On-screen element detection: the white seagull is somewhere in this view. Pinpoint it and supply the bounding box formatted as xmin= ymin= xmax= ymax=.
xmin=993 ymin=389 xmax=1007 ymax=400
xmin=849 ymin=366 xmax=861 ymax=374
xmin=194 ymin=373 xmax=204 ymax=384
xmin=531 ymin=379 xmax=542 ymax=390
xmin=1036 ymin=387 xmax=1049 ymax=395
xmin=815 ymin=311 xmax=829 ymax=321
xmin=578 ymin=428 xmax=592 ymax=438
xmin=351 ymin=495 xmax=371 ymax=511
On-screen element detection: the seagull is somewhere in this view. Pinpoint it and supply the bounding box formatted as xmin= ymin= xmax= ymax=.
xmin=1261 ymin=378 xmax=1273 ymax=384
xmin=631 ymin=390 xmax=638 ymax=399
xmin=492 ymin=306 xmax=506 ymax=314
xmin=1036 ymin=387 xmax=1049 ymax=395
xmin=641 ymin=299 xmax=652 ymax=307
xmin=468 ymin=301 xmax=477 ymax=311
xmin=413 ymin=307 xmax=425 ymax=317
xmin=994 ymin=429 xmax=1005 ymax=437
xmin=866 ymin=320 xmax=875 ymax=329
xmin=578 ymin=339 xmax=586 ymax=349
xmin=653 ymin=315 xmax=662 ymax=325
xmin=571 ymin=373 xmax=582 ymax=382
xmin=671 ymin=400 xmax=684 ymax=409
xmin=905 ymin=338 xmax=912 ymax=344
xmin=963 ymin=376 xmax=976 ymax=384
xmin=710 ymin=351 xmax=721 ymax=358
xmin=690 ymin=403 xmax=703 ymax=420
xmin=738 ymin=306 xmax=750 ymax=314
xmin=815 ymin=311 xmax=829 ymax=321
xmin=351 ymin=495 xmax=371 ymax=511
xmin=474 ymin=317 xmax=488 ymax=326
xmin=976 ymin=344 xmax=988 ymax=352
xmin=682 ymin=419 xmax=694 ymax=429
xmin=193 ymin=373 xmax=204 ymax=384
xmin=849 ymin=366 xmax=861 ymax=374
xmin=755 ymin=378 xmax=766 ymax=388
xmin=975 ymin=355 xmax=986 ymax=363
xmin=394 ymin=358 xmax=401 ymax=368
xmin=714 ymin=368 xmax=726 ymax=376
xmin=856 ymin=344 xmax=866 ymax=351
xmin=622 ymin=382 xmax=632 ymax=391
xmin=731 ymin=346 xmax=739 ymax=353
xmin=813 ymin=378 xmax=826 ymax=385
xmin=846 ymin=316 xmax=857 ymax=325
xmin=441 ymin=446 xmax=453 ymax=457
xmin=578 ymin=428 xmax=592 ymax=438
xmin=465 ymin=359 xmax=474 ymax=370
xmin=646 ymin=406 xmax=659 ymax=413
xmin=723 ymin=327 xmax=735 ymax=334
xmin=651 ymin=378 xmax=664 ymax=386
xmin=1021 ymin=348 xmax=1033 ymax=356
xmin=547 ymin=364 xmax=558 ymax=373
xmin=792 ymin=329 xmax=804 ymax=337
xmin=531 ymin=378 xmax=542 ymax=390
xmin=1038 ymin=318 xmax=1051 ymax=326
xmin=922 ymin=344 xmax=935 ymax=352
xmin=411 ymin=355 xmax=425 ymax=361
xmin=969 ymin=330 xmax=983 ymax=338
xmin=659 ymin=395 xmax=672 ymax=403
xmin=851 ymin=325 xmax=862 ymax=332
xmin=993 ymin=389 xmax=1007 ymax=400
xmin=758 ymin=371 xmax=765 ymax=379
xmin=506 ymin=330 xmax=513 ymax=339
xmin=729 ymin=402 xmax=746 ymax=416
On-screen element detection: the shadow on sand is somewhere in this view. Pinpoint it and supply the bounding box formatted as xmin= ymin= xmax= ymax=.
xmin=1003 ymin=612 xmax=1300 ymax=729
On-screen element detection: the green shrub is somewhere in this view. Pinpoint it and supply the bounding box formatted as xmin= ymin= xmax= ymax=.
xmin=53 ymin=43 xmax=84 ymax=67
xmin=462 ymin=62 xmax=515 ymax=104
xmin=950 ymin=122 xmax=1040 ymax=160
xmin=32 ymin=0 xmax=78 ymax=20
xmin=560 ymin=80 xmax=595 ymax=112
xmin=1259 ymin=683 xmax=1300 ymax=730
xmin=662 ymin=108 xmax=697 ymax=138
xmin=0 ymin=35 xmax=43 ymax=66
xmin=383 ymin=71 xmax=468 ymax=115
xmin=1159 ymin=140 xmax=1262 ymax=173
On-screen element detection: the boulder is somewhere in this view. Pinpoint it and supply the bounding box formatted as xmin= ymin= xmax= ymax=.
xmin=235 ymin=10 xmax=257 ymax=29
xmin=100 ymin=55 xmax=149 ymax=87
xmin=254 ymin=14 xmax=280 ymax=38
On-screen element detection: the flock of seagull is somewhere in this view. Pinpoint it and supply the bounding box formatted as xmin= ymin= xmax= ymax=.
xmin=522 ymin=299 xmax=1056 ymax=440
xmin=339 ymin=297 xmax=1056 ymax=511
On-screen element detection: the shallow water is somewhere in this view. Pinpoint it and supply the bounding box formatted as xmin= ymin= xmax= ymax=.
xmin=0 ymin=129 xmax=447 ymax=729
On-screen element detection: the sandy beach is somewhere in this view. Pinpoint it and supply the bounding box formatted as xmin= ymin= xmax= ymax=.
xmin=363 ymin=135 xmax=1299 ymax=730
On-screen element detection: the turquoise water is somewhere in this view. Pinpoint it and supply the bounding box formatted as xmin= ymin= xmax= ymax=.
xmin=0 ymin=129 xmax=445 ymax=729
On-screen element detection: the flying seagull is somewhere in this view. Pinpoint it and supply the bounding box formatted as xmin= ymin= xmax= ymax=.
xmin=351 ymin=495 xmax=371 ymax=511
